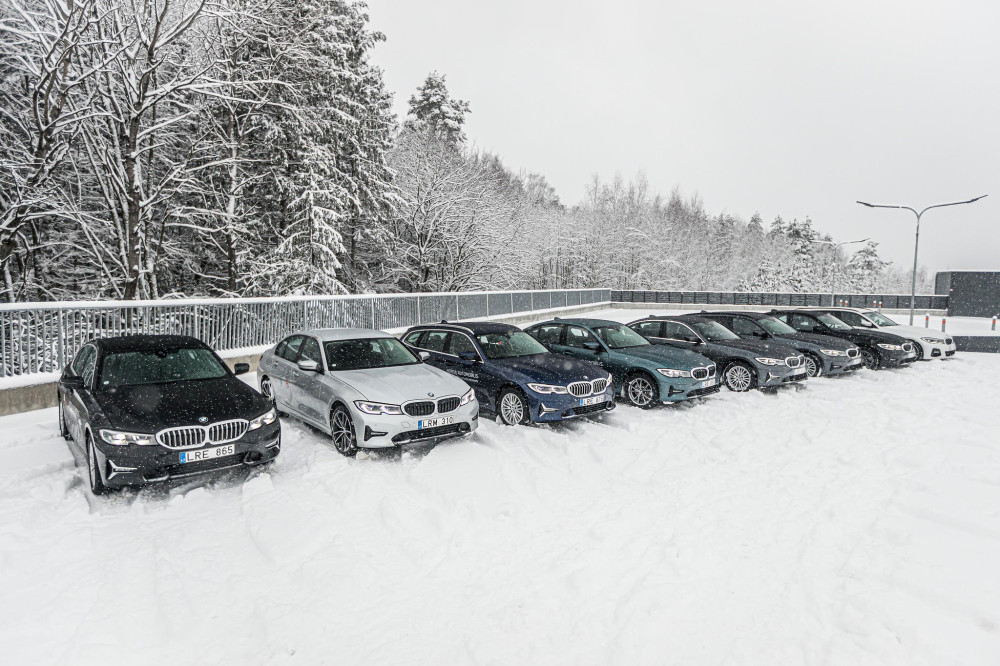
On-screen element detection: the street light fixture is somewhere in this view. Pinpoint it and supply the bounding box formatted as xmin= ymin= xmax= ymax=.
xmin=856 ymin=195 xmax=988 ymax=325
xmin=810 ymin=237 xmax=869 ymax=305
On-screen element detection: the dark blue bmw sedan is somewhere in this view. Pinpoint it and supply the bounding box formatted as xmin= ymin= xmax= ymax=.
xmin=402 ymin=321 xmax=615 ymax=425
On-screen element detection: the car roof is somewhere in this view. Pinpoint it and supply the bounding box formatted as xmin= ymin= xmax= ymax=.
xmin=699 ymin=310 xmax=773 ymax=319
xmin=543 ymin=317 xmax=622 ymax=328
xmin=408 ymin=320 xmax=520 ymax=335
xmin=94 ymin=335 xmax=206 ymax=353
xmin=638 ymin=313 xmax=713 ymax=324
xmin=306 ymin=328 xmax=395 ymax=342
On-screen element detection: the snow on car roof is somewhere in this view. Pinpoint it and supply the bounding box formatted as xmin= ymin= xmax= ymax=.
xmin=308 ymin=328 xmax=396 ymax=342
xmin=95 ymin=334 xmax=206 ymax=352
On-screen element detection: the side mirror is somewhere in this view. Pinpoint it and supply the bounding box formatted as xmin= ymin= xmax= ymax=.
xmin=62 ymin=375 xmax=85 ymax=390
xmin=233 ymin=362 xmax=250 ymax=376
xmin=418 ymin=351 xmax=431 ymax=361
xmin=752 ymin=330 xmax=767 ymax=338
xmin=582 ymin=341 xmax=602 ymax=352
xmin=297 ymin=359 xmax=321 ymax=373
xmin=458 ymin=351 xmax=479 ymax=365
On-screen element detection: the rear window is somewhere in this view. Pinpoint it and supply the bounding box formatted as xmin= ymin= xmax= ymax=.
xmin=100 ymin=348 xmax=229 ymax=387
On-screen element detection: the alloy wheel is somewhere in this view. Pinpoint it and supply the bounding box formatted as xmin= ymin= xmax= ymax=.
xmin=499 ymin=391 xmax=525 ymax=425
xmin=804 ymin=355 xmax=821 ymax=378
xmin=911 ymin=343 xmax=924 ymax=361
xmin=725 ymin=364 xmax=754 ymax=392
xmin=860 ymin=348 xmax=878 ymax=370
xmin=87 ymin=439 xmax=97 ymax=489
xmin=626 ymin=376 xmax=655 ymax=407
xmin=260 ymin=377 xmax=274 ymax=403
xmin=331 ymin=408 xmax=357 ymax=456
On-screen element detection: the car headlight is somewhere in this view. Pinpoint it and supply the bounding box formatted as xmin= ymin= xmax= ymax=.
xmin=877 ymin=343 xmax=902 ymax=351
xmin=526 ymin=383 xmax=569 ymax=394
xmin=656 ymin=368 xmax=692 ymax=378
xmin=99 ymin=429 xmax=155 ymax=446
xmin=354 ymin=401 xmax=403 ymax=415
xmin=605 ymin=374 xmax=614 ymax=390
xmin=460 ymin=389 xmax=476 ymax=405
xmin=754 ymin=357 xmax=785 ymax=366
xmin=249 ymin=407 xmax=278 ymax=430
xmin=819 ymin=349 xmax=846 ymax=356
xmin=921 ymin=337 xmax=945 ymax=344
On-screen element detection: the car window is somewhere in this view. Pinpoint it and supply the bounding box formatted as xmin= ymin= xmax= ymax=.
xmin=594 ymin=325 xmax=649 ymax=348
xmin=709 ymin=315 xmax=733 ymax=330
xmin=298 ymin=337 xmax=322 ymax=365
xmin=324 ymin=338 xmax=419 ymax=371
xmin=403 ymin=331 xmax=424 ymax=346
xmin=757 ymin=316 xmax=798 ymax=336
xmin=277 ymin=335 xmax=304 ymax=361
xmin=532 ymin=324 xmax=564 ymax=345
xmin=564 ymin=325 xmax=598 ymax=349
xmin=815 ymin=313 xmax=852 ymax=331
xmin=732 ymin=317 xmax=763 ymax=337
xmin=421 ymin=330 xmax=450 ymax=353
xmin=475 ymin=331 xmax=548 ymax=359
xmin=834 ymin=311 xmax=868 ymax=327
xmin=78 ymin=347 xmax=97 ymax=387
xmin=786 ymin=313 xmax=818 ymax=332
xmin=100 ymin=347 xmax=229 ymax=387
xmin=72 ymin=345 xmax=95 ymax=377
xmin=632 ymin=321 xmax=663 ymax=338
xmin=662 ymin=321 xmax=700 ymax=343
xmin=689 ymin=320 xmax=740 ymax=341
xmin=866 ymin=312 xmax=898 ymax=327
xmin=449 ymin=333 xmax=478 ymax=356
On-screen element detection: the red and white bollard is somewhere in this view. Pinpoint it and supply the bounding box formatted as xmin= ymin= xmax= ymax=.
xmin=878 ymin=301 xmax=883 ymax=310
xmin=941 ymin=317 xmax=947 ymax=333
xmin=925 ymin=314 xmax=930 ymax=328
xmin=993 ymin=316 xmax=997 ymax=331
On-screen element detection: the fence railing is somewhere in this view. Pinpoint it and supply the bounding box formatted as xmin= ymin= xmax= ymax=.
xmin=611 ymin=290 xmax=949 ymax=311
xmin=0 ymin=289 xmax=611 ymax=379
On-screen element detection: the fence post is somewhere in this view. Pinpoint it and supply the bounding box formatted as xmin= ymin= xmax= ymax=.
xmin=455 ymin=294 xmax=460 ymax=320
xmin=56 ymin=308 xmax=65 ymax=373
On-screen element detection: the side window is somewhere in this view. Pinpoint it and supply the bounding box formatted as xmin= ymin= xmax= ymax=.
xmin=421 ymin=330 xmax=450 ymax=353
xmin=274 ymin=339 xmax=288 ymax=359
xmin=662 ymin=322 xmax=698 ymax=342
xmin=732 ymin=318 xmax=762 ymax=337
xmin=449 ymin=333 xmax=478 ymax=356
xmin=533 ymin=324 xmax=564 ymax=344
xmin=836 ymin=311 xmax=865 ymax=326
xmin=278 ymin=335 xmax=305 ymax=361
xmin=80 ymin=348 xmax=97 ymax=388
xmin=403 ymin=331 xmax=424 ymax=347
xmin=632 ymin=321 xmax=663 ymax=337
xmin=72 ymin=345 xmax=95 ymax=376
xmin=298 ymin=337 xmax=322 ymax=365
xmin=564 ymin=325 xmax=598 ymax=349
xmin=787 ymin=314 xmax=815 ymax=332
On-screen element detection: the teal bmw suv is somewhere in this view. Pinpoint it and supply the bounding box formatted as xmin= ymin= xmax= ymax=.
xmin=524 ymin=318 xmax=719 ymax=407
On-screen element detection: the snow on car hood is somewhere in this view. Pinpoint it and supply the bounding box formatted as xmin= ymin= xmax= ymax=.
xmin=332 ymin=362 xmax=470 ymax=403
xmin=710 ymin=337 xmax=801 ymax=358
xmin=617 ymin=344 xmax=713 ymax=369
xmin=876 ymin=323 xmax=948 ymax=340
xmin=491 ymin=353 xmax=605 ymax=385
xmin=778 ymin=332 xmax=855 ymax=350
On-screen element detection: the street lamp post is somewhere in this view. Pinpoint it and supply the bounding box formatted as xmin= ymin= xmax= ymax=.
xmin=811 ymin=238 xmax=869 ymax=305
xmin=857 ymin=196 xmax=988 ymax=325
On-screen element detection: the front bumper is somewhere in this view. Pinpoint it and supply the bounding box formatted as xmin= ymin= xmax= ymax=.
xmin=357 ymin=399 xmax=479 ymax=448
xmin=823 ymin=354 xmax=865 ymax=375
xmin=758 ymin=365 xmax=808 ymax=387
xmin=881 ymin=349 xmax=917 ymax=367
xmin=922 ymin=339 xmax=957 ymax=359
xmin=94 ymin=422 xmax=281 ymax=488
xmin=658 ymin=375 xmax=720 ymax=401
xmin=528 ymin=390 xmax=616 ymax=423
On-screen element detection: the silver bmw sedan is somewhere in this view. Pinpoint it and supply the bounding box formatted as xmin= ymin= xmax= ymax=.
xmin=257 ymin=328 xmax=478 ymax=456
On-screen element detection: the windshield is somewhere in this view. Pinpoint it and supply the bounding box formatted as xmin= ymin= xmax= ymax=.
xmin=325 ymin=338 xmax=418 ymax=371
xmin=816 ymin=313 xmax=852 ymax=331
xmin=476 ymin=331 xmax=548 ymax=359
xmin=757 ymin=316 xmax=798 ymax=335
xmin=690 ymin=320 xmax=740 ymax=342
xmin=594 ymin=325 xmax=649 ymax=349
xmin=100 ymin=348 xmax=229 ymax=387
xmin=866 ymin=312 xmax=897 ymax=326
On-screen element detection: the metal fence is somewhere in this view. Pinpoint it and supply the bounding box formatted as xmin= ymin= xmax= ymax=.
xmin=0 ymin=289 xmax=610 ymax=378
xmin=611 ymin=290 xmax=949 ymax=311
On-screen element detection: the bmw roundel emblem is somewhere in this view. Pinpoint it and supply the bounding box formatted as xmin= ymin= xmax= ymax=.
xmin=198 ymin=416 xmax=208 ymax=424
xmin=427 ymin=392 xmax=435 ymax=397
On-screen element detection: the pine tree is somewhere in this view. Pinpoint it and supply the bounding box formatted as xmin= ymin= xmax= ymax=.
xmin=407 ymin=72 xmax=471 ymax=144
xmin=844 ymin=241 xmax=890 ymax=292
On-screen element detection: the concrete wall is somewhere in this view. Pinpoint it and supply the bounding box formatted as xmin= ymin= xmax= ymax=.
xmin=936 ymin=271 xmax=1000 ymax=318
xmin=0 ymin=301 xmax=611 ymax=418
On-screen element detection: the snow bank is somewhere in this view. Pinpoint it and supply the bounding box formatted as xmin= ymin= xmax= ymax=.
xmin=1 ymin=341 xmax=998 ymax=664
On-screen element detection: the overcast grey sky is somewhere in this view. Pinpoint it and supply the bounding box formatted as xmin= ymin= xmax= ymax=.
xmin=366 ymin=0 xmax=998 ymax=273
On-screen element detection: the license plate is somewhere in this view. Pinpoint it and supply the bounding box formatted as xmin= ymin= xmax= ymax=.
xmin=418 ymin=417 xmax=454 ymax=429
xmin=699 ymin=378 xmax=716 ymax=388
xmin=905 ymin=352 xmax=916 ymax=358
xmin=180 ymin=444 xmax=235 ymax=463
xmin=792 ymin=368 xmax=806 ymax=376
xmin=580 ymin=396 xmax=603 ymax=407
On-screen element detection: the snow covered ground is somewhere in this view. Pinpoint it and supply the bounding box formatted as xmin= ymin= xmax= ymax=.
xmin=2 ymin=316 xmax=1000 ymax=664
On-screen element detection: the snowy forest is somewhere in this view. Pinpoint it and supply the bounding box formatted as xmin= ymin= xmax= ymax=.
xmin=0 ymin=0 xmax=928 ymax=303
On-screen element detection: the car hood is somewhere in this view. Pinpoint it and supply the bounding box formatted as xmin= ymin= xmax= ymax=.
xmin=841 ymin=328 xmax=910 ymax=345
xmin=776 ymin=332 xmax=855 ymax=350
xmin=617 ymin=344 xmax=713 ymax=369
xmin=707 ymin=337 xmax=800 ymax=358
xmin=333 ymin=362 xmax=470 ymax=403
xmin=492 ymin=353 xmax=605 ymax=384
xmin=97 ymin=376 xmax=269 ymax=432
xmin=877 ymin=324 xmax=944 ymax=339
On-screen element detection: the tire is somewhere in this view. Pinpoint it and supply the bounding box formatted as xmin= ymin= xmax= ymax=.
xmin=624 ymin=372 xmax=659 ymax=408
xmin=58 ymin=396 xmax=72 ymax=440
xmin=85 ymin=434 xmax=107 ymax=495
xmin=859 ymin=347 xmax=880 ymax=370
xmin=911 ymin=342 xmax=925 ymax=361
xmin=723 ymin=361 xmax=757 ymax=392
xmin=803 ymin=353 xmax=823 ymax=378
xmin=329 ymin=405 xmax=359 ymax=457
xmin=497 ymin=388 xmax=530 ymax=426
xmin=259 ymin=376 xmax=287 ymax=417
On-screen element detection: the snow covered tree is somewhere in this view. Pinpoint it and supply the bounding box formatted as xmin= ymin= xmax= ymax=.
xmin=844 ymin=241 xmax=889 ymax=292
xmin=407 ymin=71 xmax=470 ymax=144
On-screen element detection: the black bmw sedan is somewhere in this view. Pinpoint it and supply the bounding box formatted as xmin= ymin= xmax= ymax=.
xmin=58 ymin=335 xmax=280 ymax=494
